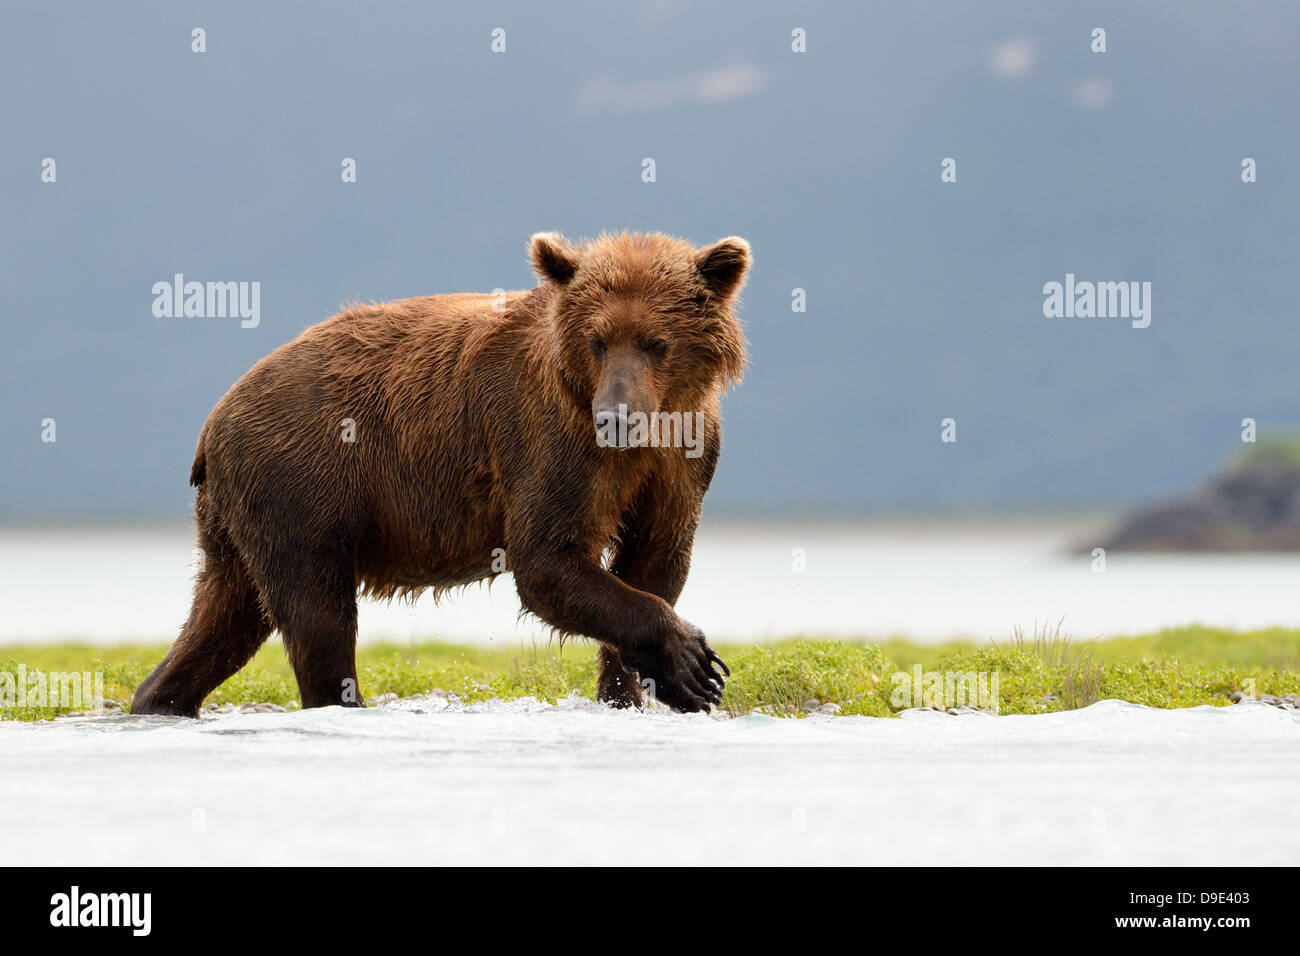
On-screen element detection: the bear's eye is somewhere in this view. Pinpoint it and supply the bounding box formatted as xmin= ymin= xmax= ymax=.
xmin=643 ymin=338 xmax=669 ymax=360
xmin=588 ymin=336 xmax=606 ymax=358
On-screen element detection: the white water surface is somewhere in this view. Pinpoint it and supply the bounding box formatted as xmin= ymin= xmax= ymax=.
xmin=4 ymin=519 xmax=1300 ymax=646
xmin=2 ymin=698 xmax=1296 ymax=866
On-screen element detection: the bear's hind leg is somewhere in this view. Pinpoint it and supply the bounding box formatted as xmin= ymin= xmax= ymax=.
xmin=253 ymin=545 xmax=363 ymax=710
xmin=131 ymin=548 xmax=272 ymax=717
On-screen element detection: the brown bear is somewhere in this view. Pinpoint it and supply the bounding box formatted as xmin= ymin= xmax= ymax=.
xmin=131 ymin=231 xmax=750 ymax=717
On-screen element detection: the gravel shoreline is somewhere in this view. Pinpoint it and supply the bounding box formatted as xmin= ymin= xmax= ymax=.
xmin=61 ymin=688 xmax=1300 ymax=720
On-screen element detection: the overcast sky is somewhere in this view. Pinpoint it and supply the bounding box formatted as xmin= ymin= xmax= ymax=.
xmin=2 ymin=0 xmax=1297 ymax=521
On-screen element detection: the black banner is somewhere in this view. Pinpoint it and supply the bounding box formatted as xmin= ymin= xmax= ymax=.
xmin=6 ymin=868 xmax=1282 ymax=942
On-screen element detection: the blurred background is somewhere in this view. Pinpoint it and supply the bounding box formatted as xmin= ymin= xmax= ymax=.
xmin=2 ymin=0 xmax=1298 ymax=646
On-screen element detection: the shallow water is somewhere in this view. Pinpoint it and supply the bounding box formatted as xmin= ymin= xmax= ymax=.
xmin=2 ymin=699 xmax=1296 ymax=865
xmin=4 ymin=520 xmax=1300 ymax=645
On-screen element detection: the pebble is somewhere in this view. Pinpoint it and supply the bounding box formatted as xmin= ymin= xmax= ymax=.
xmin=1231 ymin=691 xmax=1299 ymax=710
xmin=898 ymin=704 xmax=995 ymax=717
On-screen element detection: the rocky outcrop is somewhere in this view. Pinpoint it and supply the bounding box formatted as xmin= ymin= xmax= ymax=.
xmin=1091 ymin=445 xmax=1300 ymax=552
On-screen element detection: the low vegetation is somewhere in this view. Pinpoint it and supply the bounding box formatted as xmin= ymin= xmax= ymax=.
xmin=1 ymin=625 xmax=1297 ymax=722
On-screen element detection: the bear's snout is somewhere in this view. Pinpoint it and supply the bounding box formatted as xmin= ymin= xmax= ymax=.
xmin=593 ymin=403 xmax=628 ymax=431
xmin=591 ymin=349 xmax=658 ymax=448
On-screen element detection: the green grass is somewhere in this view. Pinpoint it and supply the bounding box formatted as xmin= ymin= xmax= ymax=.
xmin=1 ymin=625 xmax=1297 ymax=722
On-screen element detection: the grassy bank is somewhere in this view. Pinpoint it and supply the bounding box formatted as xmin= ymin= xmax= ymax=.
xmin=2 ymin=625 xmax=1298 ymax=722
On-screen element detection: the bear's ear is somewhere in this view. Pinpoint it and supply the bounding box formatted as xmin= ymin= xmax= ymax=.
xmin=696 ymin=237 xmax=751 ymax=303
xmin=529 ymin=232 xmax=579 ymax=285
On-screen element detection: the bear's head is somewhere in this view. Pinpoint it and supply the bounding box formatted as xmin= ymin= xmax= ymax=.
xmin=529 ymin=231 xmax=749 ymax=444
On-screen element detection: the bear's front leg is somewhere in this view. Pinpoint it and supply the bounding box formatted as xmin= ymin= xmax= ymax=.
xmin=603 ymin=462 xmax=734 ymax=710
xmin=603 ymin=516 xmax=698 ymax=708
xmin=513 ymin=556 xmax=727 ymax=713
